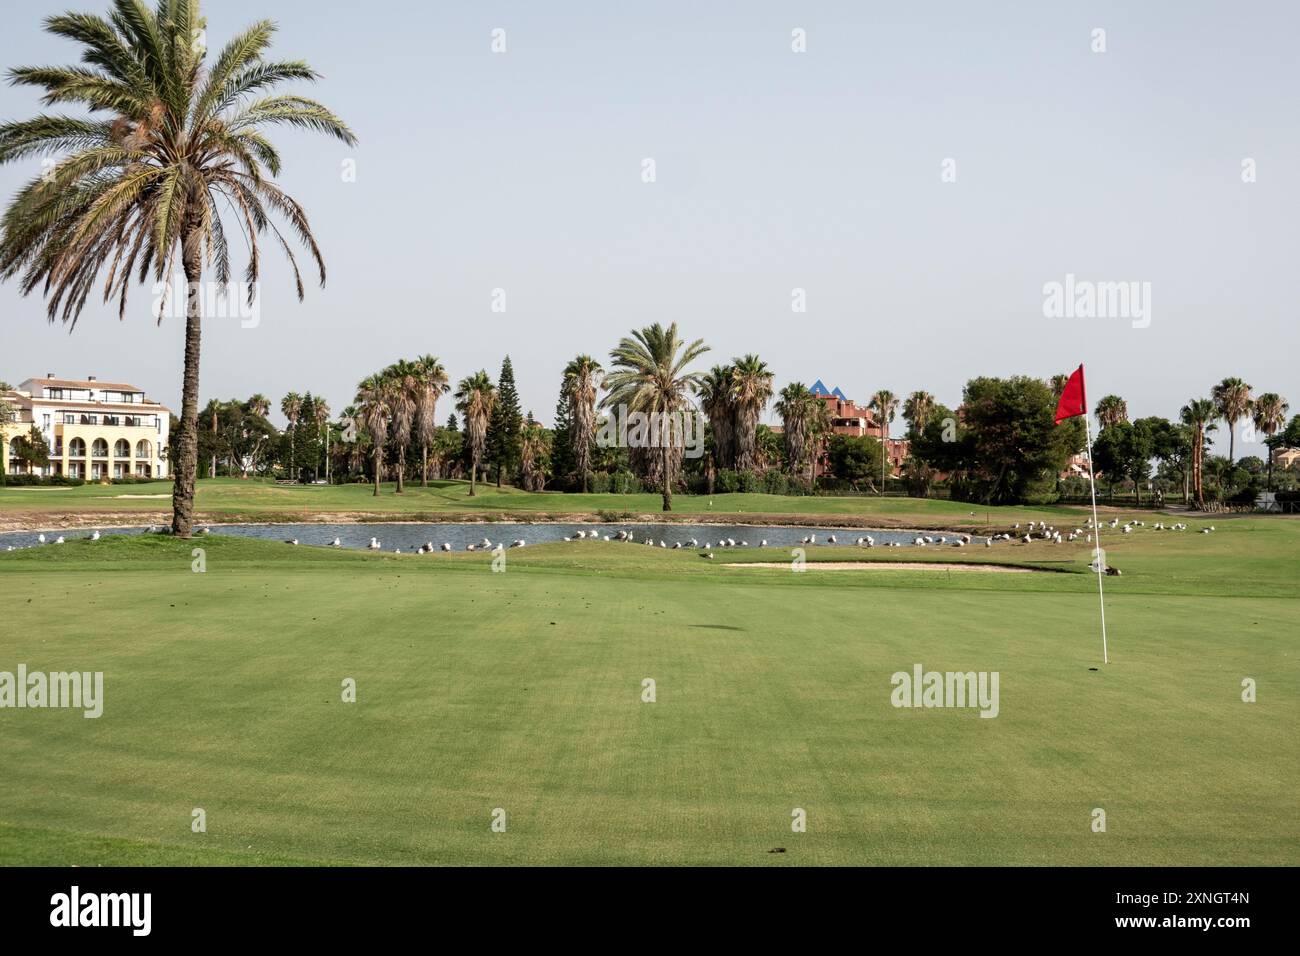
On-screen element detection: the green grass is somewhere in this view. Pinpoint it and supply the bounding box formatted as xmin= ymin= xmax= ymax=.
xmin=0 ymin=475 xmax=1137 ymax=530
xmin=1 ymin=520 xmax=1297 ymax=866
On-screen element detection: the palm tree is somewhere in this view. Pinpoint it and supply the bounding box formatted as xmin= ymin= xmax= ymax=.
xmin=697 ymin=365 xmax=736 ymax=472
xmin=455 ymin=371 xmax=496 ymax=497
xmin=312 ymin=397 xmax=330 ymax=483
xmin=1252 ymin=392 xmax=1290 ymax=490
xmin=412 ymin=355 xmax=449 ymax=487
xmin=280 ymin=392 xmax=302 ymax=481
xmin=903 ymin=390 xmax=935 ymax=435
xmin=519 ymin=416 xmax=549 ymax=491
xmin=1094 ymin=395 xmax=1128 ymax=429
xmin=1180 ymin=398 xmax=1217 ymax=508
xmin=808 ymin=397 xmax=832 ymax=490
xmin=382 ymin=360 xmax=421 ymax=493
xmin=602 ymin=323 xmax=709 ymax=511
xmin=0 ymin=2 xmax=356 ymax=536
xmin=202 ymin=398 xmax=222 ymax=477
xmin=775 ymin=382 xmax=814 ymax=477
xmin=246 ymin=393 xmax=270 ymax=420
xmin=355 ymin=374 xmax=389 ymax=497
xmin=1212 ymin=377 xmax=1253 ymax=464
xmin=1049 ymin=373 xmax=1070 ymax=398
xmin=562 ymin=354 xmax=602 ymax=493
xmin=869 ymin=389 xmax=899 ymax=496
xmin=730 ymin=354 xmax=774 ymax=473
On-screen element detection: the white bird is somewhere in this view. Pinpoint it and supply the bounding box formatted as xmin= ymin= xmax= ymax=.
xmin=480 ymin=537 xmax=492 ymax=549
xmin=37 ymin=533 xmax=46 ymax=544
xmin=285 ymin=538 xmax=299 ymax=546
xmin=466 ymin=544 xmax=476 ymax=551
xmin=759 ymin=539 xmax=767 ymax=548
xmin=54 ymin=536 xmax=65 ymax=545
xmin=827 ymin=535 xmax=837 ymax=544
xmin=90 ymin=530 xmax=101 ymax=541
xmin=368 ymin=537 xmax=381 ymax=550
xmin=660 ymin=541 xmax=666 ymax=548
xmin=442 ymin=542 xmax=452 ymax=552
xmin=673 ymin=542 xmax=682 ymax=549
xmin=331 ymin=537 xmax=342 ymax=548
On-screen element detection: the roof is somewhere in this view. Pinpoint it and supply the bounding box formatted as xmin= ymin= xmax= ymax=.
xmin=809 ymin=379 xmax=831 ymax=397
xmin=831 ymin=386 xmax=848 ymax=401
xmin=21 ymin=377 xmax=144 ymax=392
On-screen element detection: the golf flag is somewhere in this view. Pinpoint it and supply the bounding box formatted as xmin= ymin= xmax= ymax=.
xmin=1055 ymin=364 xmax=1087 ymax=424
xmin=1055 ymin=363 xmax=1109 ymax=664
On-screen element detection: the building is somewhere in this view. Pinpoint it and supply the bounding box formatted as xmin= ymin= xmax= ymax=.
xmin=2 ymin=375 xmax=171 ymax=480
xmin=806 ymin=380 xmax=909 ymax=477
xmin=1274 ymin=448 xmax=1300 ymax=470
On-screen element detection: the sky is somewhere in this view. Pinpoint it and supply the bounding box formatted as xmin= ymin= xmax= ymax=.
xmin=1 ymin=0 xmax=1296 ymax=456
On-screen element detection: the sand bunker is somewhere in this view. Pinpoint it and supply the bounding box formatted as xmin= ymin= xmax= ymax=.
xmin=726 ymin=561 xmax=1036 ymax=573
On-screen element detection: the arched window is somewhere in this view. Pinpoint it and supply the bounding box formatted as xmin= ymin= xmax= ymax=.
xmin=114 ymin=439 xmax=130 ymax=457
xmin=69 ymin=438 xmax=86 ymax=457
xmin=7 ymin=437 xmax=21 ymax=458
xmin=135 ymin=440 xmax=152 ymax=459
xmin=91 ymin=438 xmax=109 ymax=458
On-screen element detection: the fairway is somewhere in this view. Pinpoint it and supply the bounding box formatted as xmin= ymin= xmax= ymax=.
xmin=2 ymin=517 xmax=1296 ymax=866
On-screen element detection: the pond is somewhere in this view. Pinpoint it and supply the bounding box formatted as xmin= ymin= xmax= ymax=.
xmin=0 ymin=522 xmax=988 ymax=552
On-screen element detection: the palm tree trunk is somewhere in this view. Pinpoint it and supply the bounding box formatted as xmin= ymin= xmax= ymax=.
xmin=469 ymin=454 xmax=477 ymax=496
xmin=661 ymin=442 xmax=672 ymax=511
xmin=396 ymin=455 xmax=404 ymax=494
xmin=880 ymin=440 xmax=886 ymax=496
xmin=421 ymin=442 xmax=428 ymax=487
xmin=171 ymin=230 xmax=204 ymax=538
xmin=373 ymin=445 xmax=381 ymax=496
xmin=581 ymin=469 xmax=588 ymax=494
xmin=1228 ymin=420 xmax=1235 ymax=464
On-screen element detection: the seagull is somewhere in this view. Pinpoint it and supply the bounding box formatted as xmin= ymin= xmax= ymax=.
xmin=368 ymin=537 xmax=381 ymax=550
xmin=441 ymin=542 xmax=452 ymax=551
xmin=54 ymin=536 xmax=65 ymax=545
xmin=827 ymin=535 xmax=837 ymax=544
xmin=759 ymin=539 xmax=767 ymax=547
xmin=37 ymin=533 xmax=46 ymax=544
xmin=90 ymin=530 xmax=101 ymax=541
xmin=511 ymin=539 xmax=526 ymax=548
xmin=331 ymin=537 xmax=342 ymax=548
xmin=284 ymin=538 xmax=299 ymax=546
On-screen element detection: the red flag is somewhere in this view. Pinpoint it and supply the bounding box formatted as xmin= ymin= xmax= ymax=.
xmin=1055 ymin=365 xmax=1087 ymax=424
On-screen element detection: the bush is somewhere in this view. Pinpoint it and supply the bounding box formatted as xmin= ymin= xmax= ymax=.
xmin=762 ymin=471 xmax=788 ymax=496
xmin=3 ymin=474 xmax=85 ymax=487
xmin=588 ymin=472 xmax=611 ymax=494
xmin=714 ymin=469 xmax=739 ymax=494
xmin=610 ymin=471 xmax=639 ymax=494
xmin=737 ymin=470 xmax=761 ymax=493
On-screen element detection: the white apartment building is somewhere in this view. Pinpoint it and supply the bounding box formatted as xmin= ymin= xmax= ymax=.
xmin=2 ymin=374 xmax=171 ymax=480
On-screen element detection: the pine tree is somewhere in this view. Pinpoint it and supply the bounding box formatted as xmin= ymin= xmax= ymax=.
xmin=486 ymin=357 xmax=523 ymax=486
xmin=551 ymin=392 xmax=575 ymax=485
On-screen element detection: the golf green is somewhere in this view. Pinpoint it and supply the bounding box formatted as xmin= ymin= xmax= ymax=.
xmin=1 ymin=517 xmax=1296 ymax=866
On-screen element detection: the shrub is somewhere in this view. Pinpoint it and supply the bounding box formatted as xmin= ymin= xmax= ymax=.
xmin=762 ymin=471 xmax=789 ymax=496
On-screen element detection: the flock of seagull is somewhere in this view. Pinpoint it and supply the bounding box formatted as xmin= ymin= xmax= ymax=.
xmin=4 ymin=515 xmax=1219 ymax=554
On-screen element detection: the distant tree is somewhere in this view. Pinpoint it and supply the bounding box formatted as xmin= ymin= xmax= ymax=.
xmin=455 ymin=371 xmax=496 ymax=497
xmin=902 ymin=390 xmax=936 ymax=437
xmin=602 ymin=323 xmax=709 ymax=511
xmin=697 ymin=365 xmax=736 ymax=472
xmin=1091 ymin=419 xmax=1155 ymax=502
xmin=519 ymin=415 xmax=551 ymax=491
xmin=14 ymin=424 xmax=51 ymax=473
xmin=952 ymin=376 xmax=1081 ymax=505
xmin=383 ymin=360 xmax=420 ymax=493
xmin=827 ymin=434 xmax=884 ymax=488
xmin=1251 ymin=392 xmax=1289 ymax=489
xmin=869 ymin=389 xmax=899 ymax=495
xmin=1180 ymin=398 xmax=1218 ymax=507
xmin=775 ymin=383 xmax=816 ymax=479
xmin=1094 ymin=394 xmax=1128 ymax=429
xmin=280 ymin=393 xmax=303 ymax=480
xmin=730 ymin=354 xmax=774 ymax=472
xmin=1212 ymin=377 xmax=1253 ymax=463
xmin=562 ymin=355 xmax=602 ymax=492
xmin=487 ymin=357 xmax=522 ymax=487
xmin=550 ymin=393 xmax=575 ymax=486
xmin=413 ymin=355 xmax=450 ymax=487
xmin=355 ymin=374 xmax=390 ymax=496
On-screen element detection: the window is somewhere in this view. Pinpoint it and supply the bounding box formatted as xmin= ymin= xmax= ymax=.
xmin=135 ymin=440 xmax=152 ymax=459
xmin=91 ymin=439 xmax=108 ymax=458
xmin=69 ymin=438 xmax=86 ymax=457
xmin=114 ymin=439 xmax=130 ymax=457
xmin=47 ymin=388 xmax=64 ymax=399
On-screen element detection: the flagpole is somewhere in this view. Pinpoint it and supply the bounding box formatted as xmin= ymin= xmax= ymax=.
xmin=1083 ymin=413 xmax=1109 ymax=664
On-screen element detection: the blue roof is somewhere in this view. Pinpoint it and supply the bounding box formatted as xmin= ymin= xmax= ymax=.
xmin=831 ymin=387 xmax=848 ymax=401
xmin=809 ymin=379 xmax=831 ymax=397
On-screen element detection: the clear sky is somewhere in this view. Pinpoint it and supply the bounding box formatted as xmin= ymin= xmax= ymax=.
xmin=1 ymin=0 xmax=1296 ymax=456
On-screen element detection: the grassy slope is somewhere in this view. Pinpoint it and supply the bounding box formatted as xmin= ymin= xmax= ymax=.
xmin=0 ymin=476 xmax=1144 ymax=529
xmin=1 ymin=525 xmax=1296 ymax=866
